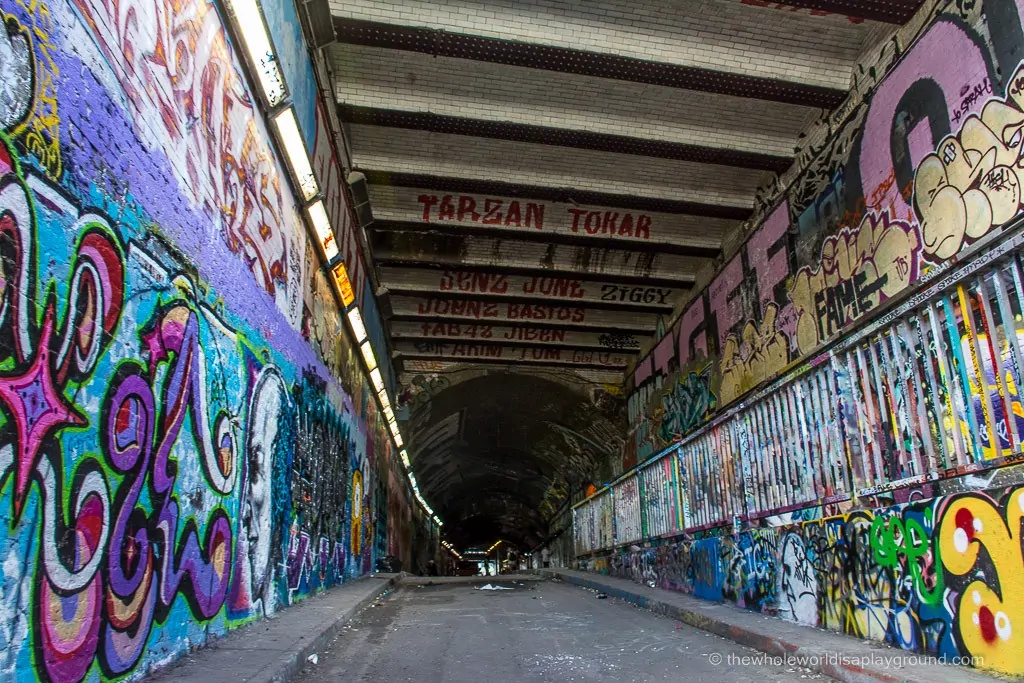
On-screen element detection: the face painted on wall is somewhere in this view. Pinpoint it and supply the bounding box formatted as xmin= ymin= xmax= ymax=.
xmin=244 ymin=366 xmax=288 ymax=604
xmin=778 ymin=531 xmax=818 ymax=627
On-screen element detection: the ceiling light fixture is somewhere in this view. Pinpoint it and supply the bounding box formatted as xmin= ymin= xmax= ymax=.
xmin=223 ymin=0 xmax=287 ymax=107
xmin=273 ymin=108 xmax=318 ymax=200
xmin=307 ymin=200 xmax=338 ymax=261
xmin=359 ymin=340 xmax=377 ymax=371
xmin=347 ymin=307 xmax=367 ymax=343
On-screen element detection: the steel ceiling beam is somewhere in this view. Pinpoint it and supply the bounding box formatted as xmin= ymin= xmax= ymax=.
xmin=389 ymin=311 xmax=654 ymax=336
xmin=373 ymin=256 xmax=696 ymax=290
xmin=370 ymin=219 xmax=721 ymax=258
xmin=332 ymin=17 xmax=847 ymax=108
xmin=392 ymin=336 xmax=643 ymax=355
xmin=339 ymin=105 xmax=793 ymax=173
xmin=382 ymin=286 xmax=677 ymax=314
xmin=360 ymin=171 xmax=752 ymax=220
xmin=772 ymin=0 xmax=923 ymax=23
xmin=396 ymin=352 xmax=630 ymax=372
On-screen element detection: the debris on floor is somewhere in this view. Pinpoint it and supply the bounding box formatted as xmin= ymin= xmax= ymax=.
xmin=306 ymin=654 xmax=318 ymax=665
xmin=476 ymin=584 xmax=513 ymax=590
xmin=596 ymin=593 xmax=608 ymax=599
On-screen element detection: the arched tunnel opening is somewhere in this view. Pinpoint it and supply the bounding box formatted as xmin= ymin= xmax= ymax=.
xmin=402 ymin=371 xmax=625 ymax=550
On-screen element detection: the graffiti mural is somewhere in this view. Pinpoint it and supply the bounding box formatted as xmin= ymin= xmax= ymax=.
xmin=70 ymin=0 xmax=301 ymax=312
xmin=788 ymin=213 xmax=922 ymax=355
xmin=915 ymin=63 xmax=1024 ymax=261
xmin=0 ymin=0 xmax=416 ymax=679
xmin=627 ymin=0 xmax=1024 ymax=466
xmin=588 ymin=481 xmax=1024 ymax=675
xmin=658 ymin=367 xmax=716 ymax=443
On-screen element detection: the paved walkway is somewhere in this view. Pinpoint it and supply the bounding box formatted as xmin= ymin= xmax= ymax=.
xmin=145 ymin=574 xmax=399 ymax=683
xmin=539 ymin=568 xmax=998 ymax=683
xmin=142 ymin=570 xmax=1003 ymax=683
xmin=290 ymin=577 xmax=834 ymax=683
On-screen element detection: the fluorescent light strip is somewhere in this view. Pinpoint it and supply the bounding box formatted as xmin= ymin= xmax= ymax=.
xmin=307 ymin=201 xmax=338 ymax=261
xmin=226 ymin=0 xmax=439 ymax=533
xmin=369 ymin=368 xmax=384 ymax=394
xmin=273 ymin=108 xmax=318 ymax=201
xmin=360 ymin=341 xmax=377 ymax=371
xmin=347 ymin=308 xmax=367 ymax=343
xmin=226 ymin=0 xmax=286 ymax=106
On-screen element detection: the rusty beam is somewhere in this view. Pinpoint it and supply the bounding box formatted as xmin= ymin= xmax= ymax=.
xmin=394 ymin=339 xmax=638 ymax=363
xmin=390 ymin=320 xmax=648 ymax=352
xmin=369 ymin=219 xmax=722 ymax=258
xmin=376 ymin=260 xmax=689 ymax=290
xmin=378 ymin=265 xmax=687 ymax=312
xmin=370 ymin=232 xmax=703 ymax=285
xmin=396 ymin=345 xmax=632 ymax=371
xmin=389 ymin=295 xmax=657 ymax=334
xmin=763 ymin=0 xmax=922 ymax=24
xmin=360 ymin=170 xmax=753 ymax=220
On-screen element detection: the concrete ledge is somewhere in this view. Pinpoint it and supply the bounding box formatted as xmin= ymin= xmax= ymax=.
xmin=536 ymin=568 xmax=1000 ymax=683
xmin=145 ymin=574 xmax=399 ymax=683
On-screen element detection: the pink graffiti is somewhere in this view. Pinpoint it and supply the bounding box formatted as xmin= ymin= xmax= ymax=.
xmin=709 ymin=255 xmax=745 ymax=351
xmin=860 ymin=20 xmax=990 ymax=221
xmin=748 ymin=202 xmax=790 ymax=315
xmin=677 ymin=299 xmax=707 ymax=367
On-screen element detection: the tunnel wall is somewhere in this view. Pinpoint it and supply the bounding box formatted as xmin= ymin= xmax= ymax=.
xmin=626 ymin=0 xmax=1024 ymax=467
xmin=0 ymin=0 xmax=420 ymax=680
xmin=579 ymin=480 xmax=1024 ymax=674
xmin=589 ymin=0 xmax=1024 ymax=676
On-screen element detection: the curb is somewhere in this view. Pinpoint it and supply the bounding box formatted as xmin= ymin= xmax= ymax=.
xmin=259 ymin=575 xmax=398 ymax=683
xmin=535 ymin=569 xmax=986 ymax=683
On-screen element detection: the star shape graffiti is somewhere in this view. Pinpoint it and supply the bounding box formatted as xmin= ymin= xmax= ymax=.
xmin=0 ymin=307 xmax=86 ymax=517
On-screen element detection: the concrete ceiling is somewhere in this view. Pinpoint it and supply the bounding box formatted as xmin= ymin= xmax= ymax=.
xmin=324 ymin=0 xmax=911 ymax=548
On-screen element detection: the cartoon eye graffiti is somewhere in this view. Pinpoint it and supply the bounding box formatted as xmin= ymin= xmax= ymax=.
xmin=943 ymin=142 xmax=958 ymax=165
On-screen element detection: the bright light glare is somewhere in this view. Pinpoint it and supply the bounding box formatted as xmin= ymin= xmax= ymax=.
xmin=370 ymin=367 xmax=384 ymax=393
xmin=307 ymin=201 xmax=338 ymax=260
xmin=360 ymin=341 xmax=377 ymax=371
xmin=273 ymin=108 xmax=318 ymax=200
xmin=227 ymin=0 xmax=286 ymax=106
xmin=347 ymin=308 xmax=367 ymax=343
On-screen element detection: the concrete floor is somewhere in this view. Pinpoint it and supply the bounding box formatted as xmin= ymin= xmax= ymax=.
xmin=292 ymin=579 xmax=834 ymax=683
